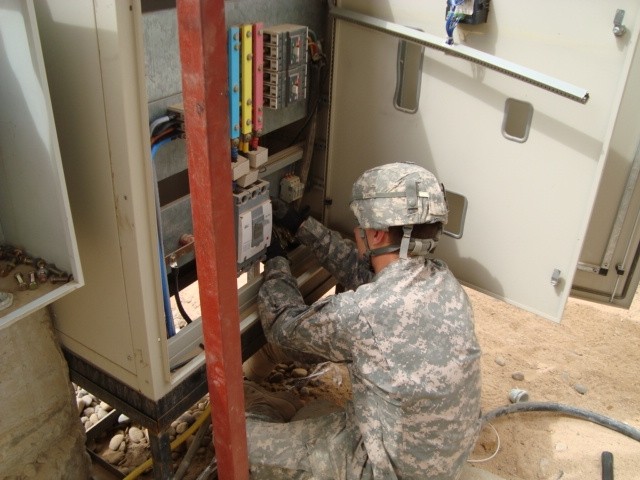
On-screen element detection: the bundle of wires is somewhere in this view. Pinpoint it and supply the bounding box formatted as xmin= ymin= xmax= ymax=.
xmin=445 ymin=0 xmax=465 ymax=45
xmin=149 ymin=113 xmax=186 ymax=338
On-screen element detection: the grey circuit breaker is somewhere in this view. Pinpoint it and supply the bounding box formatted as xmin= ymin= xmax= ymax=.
xmin=263 ymin=24 xmax=308 ymax=109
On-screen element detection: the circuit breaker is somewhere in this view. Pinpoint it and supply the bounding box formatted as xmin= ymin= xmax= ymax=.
xmin=234 ymin=180 xmax=272 ymax=272
xmin=280 ymin=174 xmax=305 ymax=203
xmin=263 ymin=24 xmax=308 ymax=109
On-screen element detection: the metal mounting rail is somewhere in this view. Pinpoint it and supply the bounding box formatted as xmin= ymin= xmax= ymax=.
xmin=330 ymin=6 xmax=590 ymax=104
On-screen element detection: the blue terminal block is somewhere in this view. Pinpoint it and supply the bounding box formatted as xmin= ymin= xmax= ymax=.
xmin=228 ymin=26 xmax=241 ymax=141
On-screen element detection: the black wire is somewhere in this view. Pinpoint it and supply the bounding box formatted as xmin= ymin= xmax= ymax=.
xmin=287 ymin=60 xmax=327 ymax=147
xmin=482 ymin=402 xmax=640 ymax=443
xmin=172 ymin=264 xmax=193 ymax=324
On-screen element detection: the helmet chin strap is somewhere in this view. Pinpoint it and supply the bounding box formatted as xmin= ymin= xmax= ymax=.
xmin=359 ymin=225 xmax=437 ymax=262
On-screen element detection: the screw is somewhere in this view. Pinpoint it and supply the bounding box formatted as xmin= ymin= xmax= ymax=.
xmin=14 ymin=272 xmax=28 ymax=290
xmin=37 ymin=266 xmax=48 ymax=283
xmin=28 ymin=271 xmax=38 ymax=290
xmin=50 ymin=274 xmax=72 ymax=284
xmin=47 ymin=264 xmax=65 ymax=276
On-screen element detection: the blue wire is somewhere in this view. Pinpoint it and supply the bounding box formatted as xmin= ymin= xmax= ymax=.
xmin=446 ymin=0 xmax=465 ymax=44
xmin=151 ymin=135 xmax=182 ymax=337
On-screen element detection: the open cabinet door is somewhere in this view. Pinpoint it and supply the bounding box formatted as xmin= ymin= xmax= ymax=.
xmin=572 ymin=35 xmax=640 ymax=309
xmin=325 ymin=0 xmax=640 ymax=321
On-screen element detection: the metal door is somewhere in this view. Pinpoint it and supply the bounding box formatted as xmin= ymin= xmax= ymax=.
xmin=572 ymin=33 xmax=640 ymax=308
xmin=324 ymin=1 xmax=639 ymax=321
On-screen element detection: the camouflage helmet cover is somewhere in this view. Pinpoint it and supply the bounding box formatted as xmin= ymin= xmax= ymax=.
xmin=350 ymin=162 xmax=448 ymax=230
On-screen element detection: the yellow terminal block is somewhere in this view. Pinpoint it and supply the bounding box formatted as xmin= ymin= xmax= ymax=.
xmin=241 ymin=24 xmax=253 ymax=138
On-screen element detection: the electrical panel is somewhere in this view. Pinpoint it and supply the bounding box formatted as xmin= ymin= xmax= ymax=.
xmin=263 ymin=24 xmax=309 ymax=109
xmin=33 ymin=0 xmax=321 ymax=403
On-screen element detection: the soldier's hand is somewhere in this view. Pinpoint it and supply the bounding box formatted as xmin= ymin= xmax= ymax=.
xmin=273 ymin=202 xmax=310 ymax=236
xmin=264 ymin=232 xmax=288 ymax=261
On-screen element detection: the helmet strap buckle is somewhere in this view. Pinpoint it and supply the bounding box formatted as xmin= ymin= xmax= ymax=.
xmin=399 ymin=225 xmax=413 ymax=259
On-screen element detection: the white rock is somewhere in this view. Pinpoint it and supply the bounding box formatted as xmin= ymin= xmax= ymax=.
xmin=129 ymin=426 xmax=145 ymax=443
xmin=291 ymin=367 xmax=308 ymax=378
xmin=109 ymin=433 xmax=125 ymax=451
xmin=179 ymin=412 xmax=196 ymax=425
xmin=555 ymin=442 xmax=568 ymax=452
xmin=574 ymin=383 xmax=588 ymax=395
xmin=118 ymin=413 xmax=130 ymax=424
xmin=176 ymin=422 xmax=188 ymax=434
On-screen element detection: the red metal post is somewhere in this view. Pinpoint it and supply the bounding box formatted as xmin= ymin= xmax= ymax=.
xmin=176 ymin=1 xmax=249 ymax=479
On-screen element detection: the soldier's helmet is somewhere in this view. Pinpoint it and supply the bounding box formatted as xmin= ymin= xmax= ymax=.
xmin=350 ymin=162 xmax=448 ymax=231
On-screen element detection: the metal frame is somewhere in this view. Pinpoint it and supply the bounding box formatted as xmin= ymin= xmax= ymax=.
xmin=176 ymin=1 xmax=250 ymax=479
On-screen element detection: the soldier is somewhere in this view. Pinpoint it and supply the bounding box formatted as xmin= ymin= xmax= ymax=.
xmin=245 ymin=162 xmax=482 ymax=479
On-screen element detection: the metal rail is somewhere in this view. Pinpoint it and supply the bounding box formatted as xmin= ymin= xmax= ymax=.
xmin=330 ymin=6 xmax=590 ymax=104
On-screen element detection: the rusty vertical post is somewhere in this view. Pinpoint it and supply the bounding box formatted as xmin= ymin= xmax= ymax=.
xmin=176 ymin=1 xmax=249 ymax=479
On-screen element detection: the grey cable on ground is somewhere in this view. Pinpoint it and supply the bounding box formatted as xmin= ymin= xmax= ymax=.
xmin=482 ymin=402 xmax=640 ymax=443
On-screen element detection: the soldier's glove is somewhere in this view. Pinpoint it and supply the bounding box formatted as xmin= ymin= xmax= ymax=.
xmin=273 ymin=203 xmax=310 ymax=236
xmin=264 ymin=232 xmax=288 ymax=261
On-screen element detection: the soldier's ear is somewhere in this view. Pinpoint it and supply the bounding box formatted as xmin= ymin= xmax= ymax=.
xmin=370 ymin=229 xmax=390 ymax=247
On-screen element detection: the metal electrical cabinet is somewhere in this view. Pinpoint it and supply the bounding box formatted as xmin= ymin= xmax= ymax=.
xmin=34 ymin=0 xmax=640 ymax=400
xmin=0 ymin=0 xmax=82 ymax=330
xmin=33 ymin=0 xmax=328 ymax=408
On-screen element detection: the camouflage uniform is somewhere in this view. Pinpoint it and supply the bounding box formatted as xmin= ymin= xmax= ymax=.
xmin=250 ymin=214 xmax=482 ymax=479
xmin=250 ymin=163 xmax=481 ymax=478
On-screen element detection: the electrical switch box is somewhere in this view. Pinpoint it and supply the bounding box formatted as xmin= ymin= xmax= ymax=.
xmin=263 ymin=24 xmax=309 ymax=109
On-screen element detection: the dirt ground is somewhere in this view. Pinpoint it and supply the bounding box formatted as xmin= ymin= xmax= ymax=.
xmin=466 ymin=285 xmax=640 ymax=480
xmin=94 ymin=280 xmax=640 ymax=480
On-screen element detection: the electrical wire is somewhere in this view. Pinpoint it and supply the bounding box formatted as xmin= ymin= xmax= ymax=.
xmin=445 ymin=0 xmax=465 ymax=45
xmin=482 ymin=402 xmax=640 ymax=443
xmin=467 ymin=422 xmax=500 ymax=464
xmin=151 ymin=127 xmax=179 ymax=146
xmin=149 ymin=114 xmax=177 ymax=136
xmin=171 ymin=263 xmax=193 ymax=324
xmin=465 ymin=402 xmax=640 ymax=466
xmin=151 ymin=135 xmax=184 ymax=337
